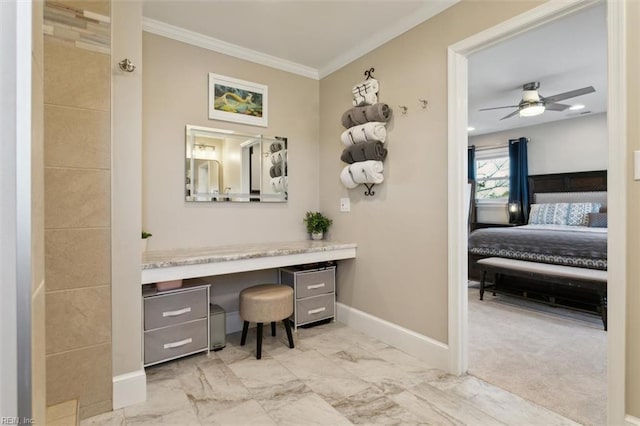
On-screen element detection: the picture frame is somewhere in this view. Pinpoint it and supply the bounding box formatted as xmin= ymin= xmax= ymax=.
xmin=208 ymin=73 xmax=268 ymax=127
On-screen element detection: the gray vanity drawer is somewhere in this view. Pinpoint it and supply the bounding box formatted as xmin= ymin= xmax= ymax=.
xmin=144 ymin=319 xmax=208 ymax=365
xmin=294 ymin=269 xmax=335 ymax=299
xmin=144 ymin=287 xmax=208 ymax=330
xmin=296 ymin=294 xmax=335 ymax=325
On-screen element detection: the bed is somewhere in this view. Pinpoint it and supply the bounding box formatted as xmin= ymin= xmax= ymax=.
xmin=468 ymin=170 xmax=607 ymax=315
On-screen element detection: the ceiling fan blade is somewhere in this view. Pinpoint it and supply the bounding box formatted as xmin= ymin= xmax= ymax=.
xmin=544 ymin=103 xmax=571 ymax=111
xmin=479 ymin=105 xmax=519 ymax=111
xmin=500 ymin=109 xmax=520 ymax=120
xmin=542 ymin=86 xmax=595 ymax=103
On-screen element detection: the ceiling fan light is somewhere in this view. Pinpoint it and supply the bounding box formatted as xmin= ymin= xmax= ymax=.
xmin=519 ymin=103 xmax=545 ymax=117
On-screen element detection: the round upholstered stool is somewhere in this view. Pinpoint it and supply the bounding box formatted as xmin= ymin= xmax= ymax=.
xmin=239 ymin=284 xmax=294 ymax=359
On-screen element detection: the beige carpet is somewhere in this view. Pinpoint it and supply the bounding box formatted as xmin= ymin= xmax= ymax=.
xmin=468 ymin=287 xmax=607 ymax=426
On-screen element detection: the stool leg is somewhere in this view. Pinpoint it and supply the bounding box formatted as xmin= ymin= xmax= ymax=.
xmin=240 ymin=321 xmax=249 ymax=346
xmin=256 ymin=323 xmax=263 ymax=359
xmin=283 ymin=319 xmax=294 ymax=349
xmin=271 ymin=321 xmax=276 ymax=336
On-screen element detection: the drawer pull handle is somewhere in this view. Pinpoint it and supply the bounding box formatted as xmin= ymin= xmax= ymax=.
xmin=308 ymin=307 xmax=326 ymax=315
xmin=307 ymin=283 xmax=325 ymax=290
xmin=162 ymin=307 xmax=191 ymax=317
xmin=164 ymin=338 xmax=192 ymax=349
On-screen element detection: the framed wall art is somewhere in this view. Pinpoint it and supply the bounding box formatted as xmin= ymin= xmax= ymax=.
xmin=208 ymin=73 xmax=268 ymax=127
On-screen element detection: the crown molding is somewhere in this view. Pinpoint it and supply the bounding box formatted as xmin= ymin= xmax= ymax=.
xmin=318 ymin=0 xmax=459 ymax=79
xmin=142 ymin=17 xmax=320 ymax=80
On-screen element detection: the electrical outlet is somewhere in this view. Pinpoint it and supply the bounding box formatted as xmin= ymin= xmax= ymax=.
xmin=340 ymin=198 xmax=350 ymax=212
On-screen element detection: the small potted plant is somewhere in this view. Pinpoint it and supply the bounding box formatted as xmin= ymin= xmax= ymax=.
xmin=141 ymin=231 xmax=152 ymax=254
xmin=303 ymin=211 xmax=333 ymax=240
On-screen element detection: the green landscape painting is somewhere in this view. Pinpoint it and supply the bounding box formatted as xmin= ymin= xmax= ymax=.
xmin=213 ymin=84 xmax=263 ymax=117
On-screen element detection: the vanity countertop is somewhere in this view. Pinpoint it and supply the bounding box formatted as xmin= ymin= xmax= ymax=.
xmin=142 ymin=240 xmax=357 ymax=270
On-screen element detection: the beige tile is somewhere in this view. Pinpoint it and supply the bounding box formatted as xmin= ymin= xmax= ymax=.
xmin=48 ymin=414 xmax=77 ymax=426
xmin=44 ymin=167 xmax=110 ymax=229
xmin=32 ymin=40 xmax=46 ymax=294
xmin=47 ymin=399 xmax=78 ymax=421
xmin=79 ymin=400 xmax=112 ymax=421
xmin=45 ymin=228 xmax=111 ymax=291
xmin=44 ymin=37 xmax=110 ymax=111
xmin=46 ymin=286 xmax=111 ymax=354
xmin=46 ymin=343 xmax=112 ymax=409
xmin=45 ymin=105 xmax=110 ymax=169
xmin=33 ymin=0 xmax=44 ymax=72
xmin=55 ymin=0 xmax=110 ymax=17
xmin=32 ymin=286 xmax=47 ymax=426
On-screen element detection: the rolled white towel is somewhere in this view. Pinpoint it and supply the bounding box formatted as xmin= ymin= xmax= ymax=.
xmin=270 ymin=176 xmax=288 ymax=193
xmin=340 ymin=122 xmax=387 ymax=147
xmin=340 ymin=129 xmax=356 ymax=146
xmin=270 ymin=149 xmax=287 ymax=165
xmin=349 ymin=160 xmax=384 ymax=184
xmin=352 ymin=92 xmax=378 ymax=107
xmin=352 ymin=79 xmax=379 ymax=106
xmin=340 ymin=165 xmax=359 ymax=189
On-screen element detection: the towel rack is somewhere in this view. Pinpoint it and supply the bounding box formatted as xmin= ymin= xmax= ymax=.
xmin=364 ymin=67 xmax=375 ymax=80
xmin=363 ymin=184 xmax=375 ymax=196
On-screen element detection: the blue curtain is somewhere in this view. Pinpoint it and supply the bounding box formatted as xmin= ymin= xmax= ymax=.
xmin=467 ymin=145 xmax=476 ymax=181
xmin=508 ymin=138 xmax=529 ymax=224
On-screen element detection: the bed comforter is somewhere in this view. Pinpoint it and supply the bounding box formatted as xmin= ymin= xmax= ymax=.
xmin=469 ymin=224 xmax=607 ymax=270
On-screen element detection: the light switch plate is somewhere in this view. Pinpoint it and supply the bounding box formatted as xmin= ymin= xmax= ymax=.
xmin=340 ymin=198 xmax=350 ymax=212
xmin=635 ymin=151 xmax=640 ymax=180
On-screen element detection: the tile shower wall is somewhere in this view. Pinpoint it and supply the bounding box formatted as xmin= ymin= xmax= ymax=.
xmin=43 ymin=0 xmax=112 ymax=419
xmin=32 ymin=1 xmax=46 ymax=424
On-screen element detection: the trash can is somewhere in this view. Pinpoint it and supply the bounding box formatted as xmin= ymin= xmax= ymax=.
xmin=209 ymin=304 xmax=226 ymax=350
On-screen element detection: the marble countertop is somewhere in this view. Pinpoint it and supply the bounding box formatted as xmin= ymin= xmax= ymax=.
xmin=142 ymin=240 xmax=357 ymax=270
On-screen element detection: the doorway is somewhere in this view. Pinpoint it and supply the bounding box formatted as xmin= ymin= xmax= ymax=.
xmin=447 ymin=1 xmax=626 ymax=424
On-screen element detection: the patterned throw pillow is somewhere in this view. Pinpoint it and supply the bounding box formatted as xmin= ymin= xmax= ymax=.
xmin=528 ymin=202 xmax=601 ymax=226
xmin=528 ymin=203 xmax=569 ymax=225
xmin=567 ymin=202 xmax=602 ymax=226
xmin=587 ymin=212 xmax=608 ymax=228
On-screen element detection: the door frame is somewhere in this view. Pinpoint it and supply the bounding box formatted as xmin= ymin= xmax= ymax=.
xmin=446 ymin=0 xmax=626 ymax=423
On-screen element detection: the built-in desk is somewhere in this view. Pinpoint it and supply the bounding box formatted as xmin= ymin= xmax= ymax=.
xmin=141 ymin=240 xmax=357 ymax=284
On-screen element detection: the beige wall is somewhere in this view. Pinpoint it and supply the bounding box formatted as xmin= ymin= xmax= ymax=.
xmin=31 ymin=1 xmax=46 ymax=423
xmin=142 ymin=33 xmax=319 ymax=250
xmin=626 ymin=0 xmax=640 ymax=417
xmin=43 ymin=0 xmax=112 ymax=419
xmin=319 ymin=0 xmax=543 ymax=342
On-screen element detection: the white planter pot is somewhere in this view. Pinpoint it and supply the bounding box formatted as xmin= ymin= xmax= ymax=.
xmin=311 ymin=231 xmax=324 ymax=240
xmin=141 ymin=238 xmax=148 ymax=256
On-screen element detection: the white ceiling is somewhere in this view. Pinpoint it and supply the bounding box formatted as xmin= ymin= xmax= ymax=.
xmin=468 ymin=3 xmax=607 ymax=135
xmin=142 ymin=0 xmax=458 ymax=79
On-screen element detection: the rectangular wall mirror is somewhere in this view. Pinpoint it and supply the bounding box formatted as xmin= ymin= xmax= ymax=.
xmin=185 ymin=125 xmax=288 ymax=203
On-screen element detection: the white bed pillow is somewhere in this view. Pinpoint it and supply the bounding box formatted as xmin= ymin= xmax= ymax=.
xmin=528 ymin=202 xmax=601 ymax=226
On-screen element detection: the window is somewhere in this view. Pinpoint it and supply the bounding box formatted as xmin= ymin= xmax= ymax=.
xmin=475 ymin=147 xmax=509 ymax=201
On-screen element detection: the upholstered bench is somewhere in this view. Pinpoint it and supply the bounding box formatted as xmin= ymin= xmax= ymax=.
xmin=477 ymin=257 xmax=608 ymax=329
xmin=239 ymin=284 xmax=295 ymax=359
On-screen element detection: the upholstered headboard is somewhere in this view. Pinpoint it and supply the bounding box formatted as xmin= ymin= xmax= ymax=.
xmin=534 ymin=191 xmax=607 ymax=206
xmin=528 ymin=170 xmax=607 ymax=206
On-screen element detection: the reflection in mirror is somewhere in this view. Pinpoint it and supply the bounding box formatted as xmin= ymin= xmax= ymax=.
xmin=185 ymin=125 xmax=287 ymax=203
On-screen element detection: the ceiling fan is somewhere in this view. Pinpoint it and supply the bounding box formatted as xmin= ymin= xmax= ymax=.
xmin=479 ymin=82 xmax=595 ymax=120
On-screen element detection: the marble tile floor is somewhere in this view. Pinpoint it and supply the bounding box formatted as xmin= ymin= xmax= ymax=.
xmin=83 ymin=322 xmax=579 ymax=426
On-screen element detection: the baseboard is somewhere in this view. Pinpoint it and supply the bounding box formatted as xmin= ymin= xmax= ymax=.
xmin=226 ymin=310 xmax=244 ymax=334
xmin=626 ymin=415 xmax=640 ymax=425
xmin=336 ymin=302 xmax=449 ymax=371
xmin=112 ymin=369 xmax=146 ymax=409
